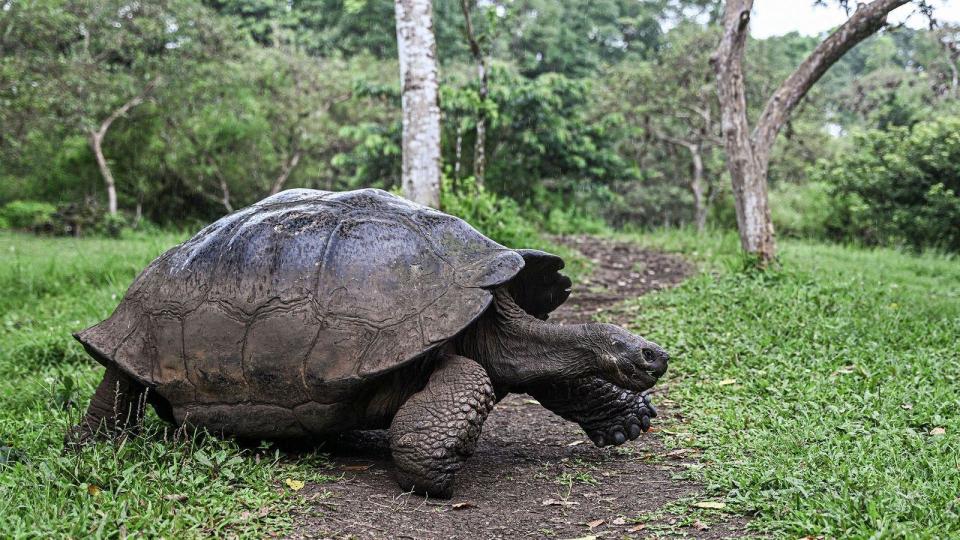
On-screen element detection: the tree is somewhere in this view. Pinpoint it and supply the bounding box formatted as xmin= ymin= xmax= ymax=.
xmin=641 ymin=24 xmax=722 ymax=232
xmin=712 ymin=0 xmax=917 ymax=264
xmin=89 ymin=78 xmax=159 ymax=215
xmin=395 ymin=0 xmax=442 ymax=207
xmin=460 ymin=0 xmax=489 ymax=186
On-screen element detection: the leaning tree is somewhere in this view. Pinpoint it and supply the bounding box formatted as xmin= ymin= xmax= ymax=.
xmin=713 ymin=0 xmax=930 ymax=264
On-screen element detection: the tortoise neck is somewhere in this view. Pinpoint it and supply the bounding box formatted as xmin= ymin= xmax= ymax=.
xmin=457 ymin=288 xmax=603 ymax=392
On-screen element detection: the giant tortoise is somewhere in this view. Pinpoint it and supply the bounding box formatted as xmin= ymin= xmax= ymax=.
xmin=71 ymin=188 xmax=668 ymax=497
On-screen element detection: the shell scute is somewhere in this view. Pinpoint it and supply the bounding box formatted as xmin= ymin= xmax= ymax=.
xmin=75 ymin=188 xmax=538 ymax=413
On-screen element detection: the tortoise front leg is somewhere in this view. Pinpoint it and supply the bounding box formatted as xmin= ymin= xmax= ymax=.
xmin=526 ymin=377 xmax=657 ymax=447
xmin=389 ymin=354 xmax=495 ymax=498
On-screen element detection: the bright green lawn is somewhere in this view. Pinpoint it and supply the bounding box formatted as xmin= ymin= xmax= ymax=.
xmin=630 ymin=230 xmax=960 ymax=538
xmin=1 ymin=230 xmax=958 ymax=538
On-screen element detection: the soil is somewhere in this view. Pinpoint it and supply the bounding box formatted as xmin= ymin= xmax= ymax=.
xmin=290 ymin=237 xmax=749 ymax=539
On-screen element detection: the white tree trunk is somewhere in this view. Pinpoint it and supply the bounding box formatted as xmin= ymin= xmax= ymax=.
xmin=89 ymin=130 xmax=118 ymax=216
xmin=395 ymin=0 xmax=442 ymax=208
xmin=88 ymin=78 xmax=159 ymax=216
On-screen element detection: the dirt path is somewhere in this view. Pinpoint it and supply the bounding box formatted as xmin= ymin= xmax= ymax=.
xmin=290 ymin=237 xmax=748 ymax=539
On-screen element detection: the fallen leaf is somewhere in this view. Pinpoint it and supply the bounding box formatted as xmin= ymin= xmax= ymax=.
xmin=567 ymin=440 xmax=585 ymax=447
xmin=666 ymin=448 xmax=696 ymax=458
xmin=284 ymin=478 xmax=305 ymax=491
xmin=86 ymin=484 xmax=101 ymax=496
xmin=542 ymin=498 xmax=578 ymax=507
xmin=586 ymin=519 xmax=605 ymax=529
xmin=717 ymin=378 xmax=737 ymax=386
xmin=612 ymin=517 xmax=626 ymax=525
xmin=342 ymin=464 xmax=373 ymax=472
xmin=627 ymin=524 xmax=646 ymax=532
xmin=692 ymin=520 xmax=709 ymax=531
xmin=930 ymin=427 xmax=946 ymax=436
xmin=693 ymin=501 xmax=726 ymax=510
xmin=451 ymin=502 xmax=476 ymax=510
xmin=832 ymin=365 xmax=856 ymax=376
xmin=163 ymin=494 xmax=187 ymax=502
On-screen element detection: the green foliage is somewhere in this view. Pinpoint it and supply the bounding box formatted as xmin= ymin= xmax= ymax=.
xmin=0 ymin=201 xmax=57 ymax=231
xmin=441 ymin=176 xmax=542 ymax=249
xmin=814 ymin=117 xmax=960 ymax=252
xmin=542 ymin=206 xmax=611 ymax=236
xmin=440 ymin=177 xmax=589 ymax=278
xmin=448 ymin=67 xmax=629 ymax=203
xmin=632 ymin=230 xmax=960 ymax=537
xmin=768 ymin=181 xmax=832 ymax=239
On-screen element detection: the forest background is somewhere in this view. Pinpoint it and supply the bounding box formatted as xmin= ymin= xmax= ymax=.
xmin=3 ymin=0 xmax=960 ymax=254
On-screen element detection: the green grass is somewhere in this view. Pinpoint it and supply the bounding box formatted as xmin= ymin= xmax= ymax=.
xmin=628 ymin=229 xmax=960 ymax=538
xmin=3 ymin=228 xmax=958 ymax=538
xmin=0 ymin=232 xmax=335 ymax=538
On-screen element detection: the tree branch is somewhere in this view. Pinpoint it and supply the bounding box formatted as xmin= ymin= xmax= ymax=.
xmin=651 ymin=130 xmax=697 ymax=152
xmin=95 ymin=77 xmax=161 ymax=140
xmin=752 ymin=0 xmax=910 ymax=157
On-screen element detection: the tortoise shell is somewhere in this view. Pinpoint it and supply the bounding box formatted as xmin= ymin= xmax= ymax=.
xmin=75 ymin=189 xmax=568 ymax=428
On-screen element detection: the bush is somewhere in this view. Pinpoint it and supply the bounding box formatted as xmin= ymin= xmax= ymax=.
xmin=769 ymin=181 xmax=832 ymax=239
xmin=0 ymin=201 xmax=57 ymax=231
xmin=441 ymin=176 xmax=542 ymax=248
xmin=813 ymin=117 xmax=960 ymax=252
xmin=0 ymin=198 xmax=136 ymax=238
xmin=542 ymin=206 xmax=610 ymax=235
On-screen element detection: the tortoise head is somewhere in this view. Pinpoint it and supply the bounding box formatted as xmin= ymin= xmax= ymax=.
xmin=591 ymin=323 xmax=669 ymax=393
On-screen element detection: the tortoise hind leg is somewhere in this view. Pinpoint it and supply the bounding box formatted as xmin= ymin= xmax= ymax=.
xmin=389 ymin=354 xmax=495 ymax=498
xmin=66 ymin=367 xmax=147 ymax=446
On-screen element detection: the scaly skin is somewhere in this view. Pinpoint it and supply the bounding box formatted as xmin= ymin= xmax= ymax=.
xmin=66 ymin=367 xmax=147 ymax=446
xmin=389 ymin=355 xmax=496 ymax=498
xmin=525 ymin=377 xmax=657 ymax=447
xmin=457 ymin=289 xmax=669 ymax=393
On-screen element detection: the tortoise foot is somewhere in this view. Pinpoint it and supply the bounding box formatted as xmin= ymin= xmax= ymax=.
xmin=526 ymin=378 xmax=657 ymax=447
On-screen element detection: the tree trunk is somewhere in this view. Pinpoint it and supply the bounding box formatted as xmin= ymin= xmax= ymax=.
xmin=653 ymin=132 xmax=710 ymax=234
xmin=712 ymin=0 xmax=908 ymax=265
xmin=88 ymin=130 xmax=119 ymax=216
xmin=395 ymin=0 xmax=442 ymax=208
xmin=88 ymin=78 xmax=159 ymax=216
xmin=690 ymin=144 xmax=707 ymax=233
xmin=453 ymin=122 xmax=463 ymax=191
xmin=270 ymin=150 xmax=302 ymax=195
xmin=460 ymin=0 xmax=487 ymax=186
xmin=219 ymin=177 xmax=233 ymax=213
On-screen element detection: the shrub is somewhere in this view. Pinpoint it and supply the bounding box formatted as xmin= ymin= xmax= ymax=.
xmin=542 ymin=206 xmax=610 ymax=236
xmin=769 ymin=181 xmax=832 ymax=239
xmin=813 ymin=117 xmax=960 ymax=252
xmin=0 ymin=201 xmax=57 ymax=231
xmin=441 ymin=176 xmax=542 ymax=248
